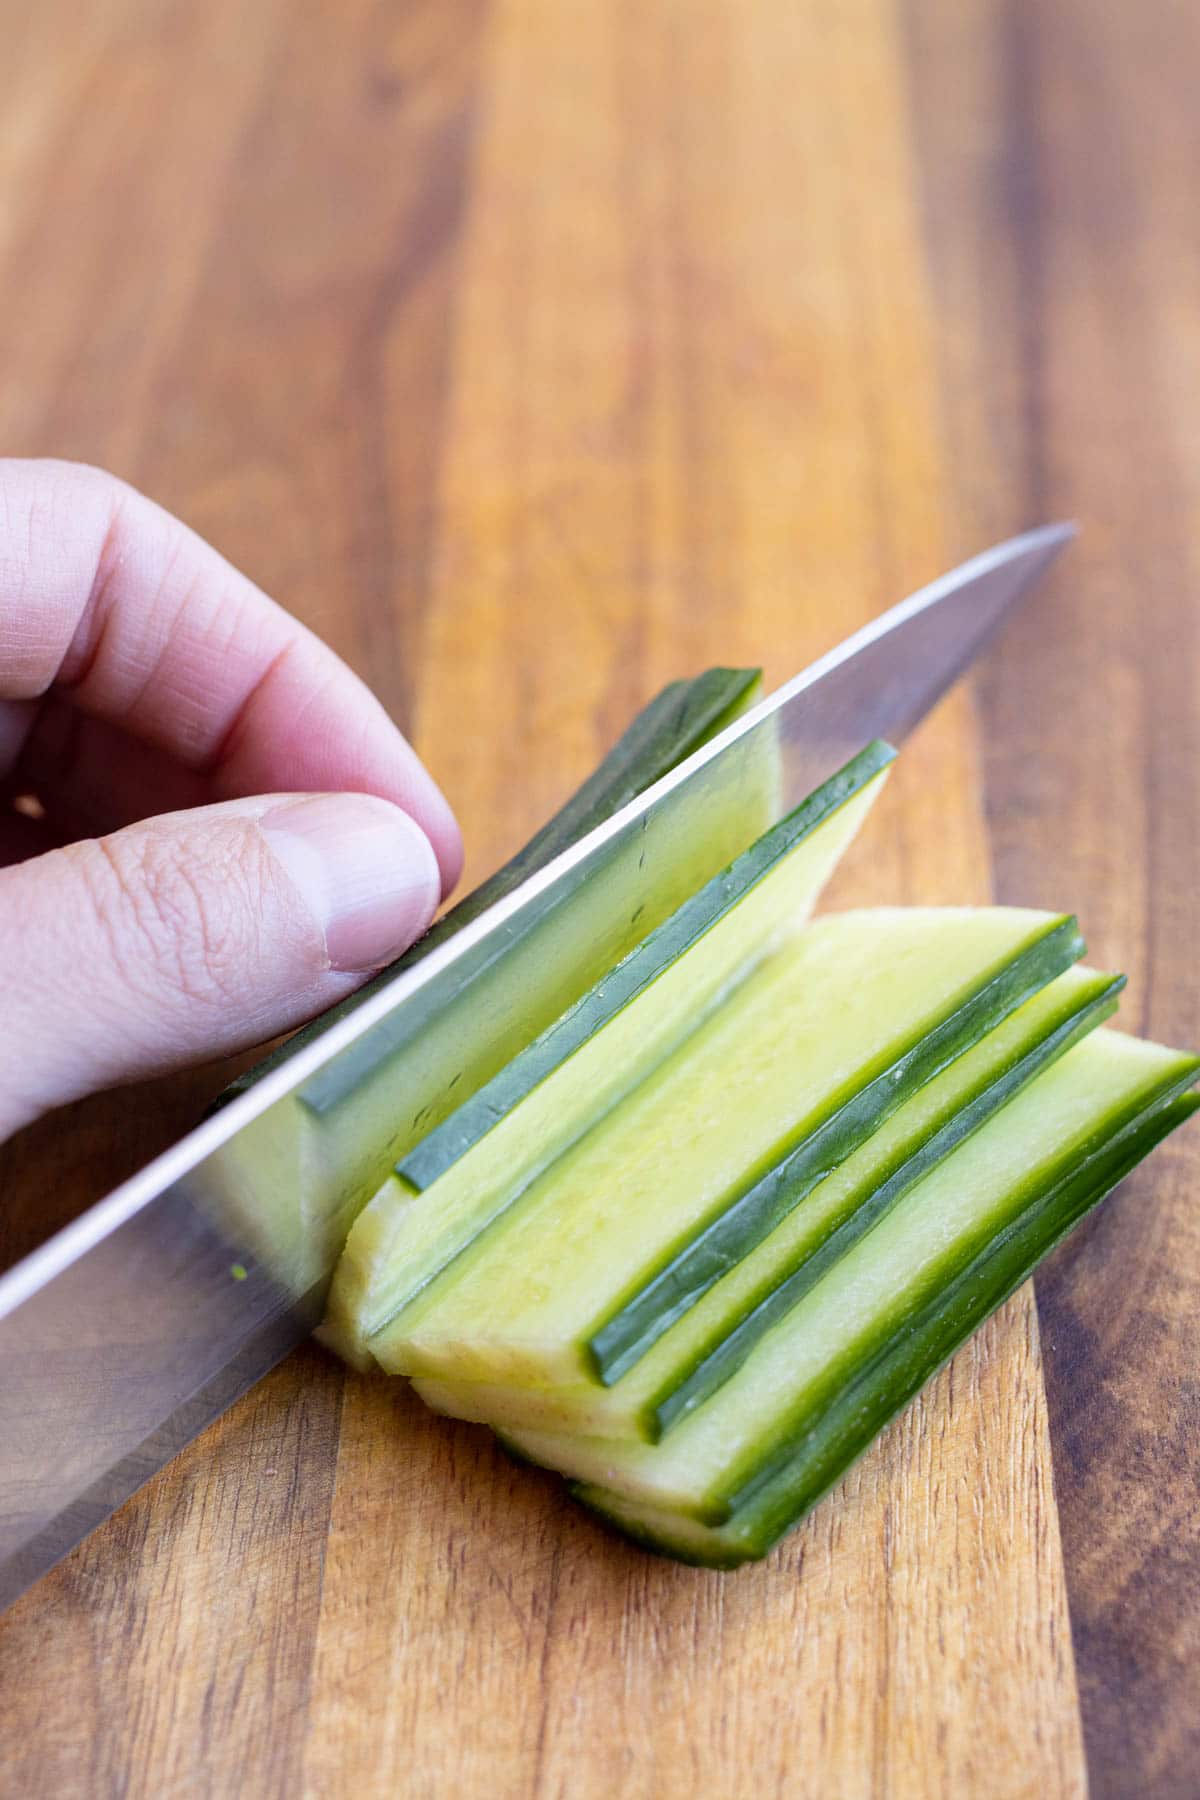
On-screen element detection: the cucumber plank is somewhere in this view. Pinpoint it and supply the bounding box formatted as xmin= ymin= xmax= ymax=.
xmin=407 ymin=962 xmax=1121 ymax=1439
xmin=589 ymin=917 xmax=1088 ymax=1383
xmin=372 ymin=907 xmax=1086 ymax=1387
xmin=326 ymin=746 xmax=893 ymax=1363
xmin=206 ymin=669 xmax=773 ymax=1293
xmin=507 ymin=1030 xmax=1200 ymax=1531
xmin=577 ymin=1086 xmax=1200 ymax=1566
xmin=402 ymin=743 xmax=895 ymax=1191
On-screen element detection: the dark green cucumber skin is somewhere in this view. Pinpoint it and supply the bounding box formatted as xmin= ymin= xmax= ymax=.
xmin=588 ymin=913 xmax=1088 ymax=1385
xmin=397 ymin=740 xmax=897 ymax=1191
xmin=722 ymin=1086 xmax=1200 ymax=1552
xmin=579 ymin=1087 xmax=1200 ymax=1567
xmin=648 ymin=974 xmax=1125 ymax=1439
xmin=212 ymin=666 xmax=762 ymax=1113
xmin=726 ymin=1069 xmax=1200 ymax=1523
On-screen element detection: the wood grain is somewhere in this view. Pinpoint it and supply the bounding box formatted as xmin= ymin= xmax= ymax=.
xmin=306 ymin=20 xmax=1082 ymax=1798
xmin=0 ymin=0 xmax=1192 ymax=1792
xmin=903 ymin=1 xmax=1200 ymax=1791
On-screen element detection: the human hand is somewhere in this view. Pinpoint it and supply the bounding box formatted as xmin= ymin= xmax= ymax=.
xmin=0 ymin=460 xmax=463 ymax=1141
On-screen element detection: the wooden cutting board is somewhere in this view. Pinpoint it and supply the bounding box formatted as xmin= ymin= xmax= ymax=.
xmin=1 ymin=1 xmax=1197 ymax=1793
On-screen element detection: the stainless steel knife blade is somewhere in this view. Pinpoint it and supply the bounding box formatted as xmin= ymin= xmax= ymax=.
xmin=0 ymin=523 xmax=1073 ymax=1609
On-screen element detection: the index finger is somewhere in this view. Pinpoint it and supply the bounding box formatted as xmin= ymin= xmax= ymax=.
xmin=0 ymin=459 xmax=462 ymax=890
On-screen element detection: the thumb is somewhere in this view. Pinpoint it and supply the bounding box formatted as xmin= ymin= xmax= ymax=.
xmin=0 ymin=792 xmax=442 ymax=1138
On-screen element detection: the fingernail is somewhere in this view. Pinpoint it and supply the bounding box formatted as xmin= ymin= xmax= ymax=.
xmin=261 ymin=794 xmax=441 ymax=972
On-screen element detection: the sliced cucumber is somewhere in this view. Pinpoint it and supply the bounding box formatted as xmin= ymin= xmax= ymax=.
xmin=326 ymin=746 xmax=893 ymax=1363
xmin=408 ymin=961 xmax=1122 ymax=1440
xmin=208 ymin=669 xmax=774 ymax=1293
xmin=508 ymin=1030 xmax=1200 ymax=1533
xmin=373 ymin=907 xmax=1085 ymax=1388
xmin=589 ymin=918 xmax=1090 ymax=1384
xmin=401 ymin=743 xmax=894 ymax=1191
xmin=578 ymin=1086 xmax=1200 ymax=1566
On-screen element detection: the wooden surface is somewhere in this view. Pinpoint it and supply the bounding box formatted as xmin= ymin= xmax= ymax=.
xmin=0 ymin=0 xmax=1195 ymax=1794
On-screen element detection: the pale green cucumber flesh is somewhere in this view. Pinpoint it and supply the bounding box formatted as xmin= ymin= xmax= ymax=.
xmin=589 ymin=911 xmax=1086 ymax=1383
xmin=730 ymin=1086 xmax=1199 ymax=1524
xmin=399 ymin=740 xmax=896 ymax=1190
xmin=510 ymin=1031 xmax=1200 ymax=1526
xmin=335 ymin=749 xmax=890 ymax=1360
xmin=651 ymin=970 xmax=1124 ymax=1434
xmin=577 ymin=1088 xmax=1200 ymax=1566
xmin=406 ymin=964 xmax=1120 ymax=1442
xmin=372 ymin=906 xmax=1083 ymax=1388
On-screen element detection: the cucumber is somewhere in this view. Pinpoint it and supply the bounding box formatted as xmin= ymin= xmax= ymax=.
xmin=206 ymin=668 xmax=772 ymax=1291
xmin=408 ymin=961 xmax=1122 ymax=1440
xmin=507 ymin=1030 xmax=1200 ymax=1535
xmin=373 ymin=907 xmax=1087 ymax=1388
xmin=589 ymin=918 xmax=1090 ymax=1384
xmin=402 ymin=743 xmax=894 ymax=1192
xmin=578 ymin=1086 xmax=1200 ymax=1566
xmin=326 ymin=747 xmax=893 ymax=1364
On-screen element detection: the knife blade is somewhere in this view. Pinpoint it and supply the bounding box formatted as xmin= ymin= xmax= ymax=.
xmin=0 ymin=522 xmax=1073 ymax=1609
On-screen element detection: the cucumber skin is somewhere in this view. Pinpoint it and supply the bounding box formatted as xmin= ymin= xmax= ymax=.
xmin=648 ymin=972 xmax=1124 ymax=1437
xmin=353 ymin=754 xmax=893 ymax=1366
xmin=407 ymin=971 xmax=1121 ymax=1444
xmin=212 ymin=666 xmax=762 ymax=1112
xmin=579 ymin=1086 xmax=1200 ymax=1566
xmin=587 ymin=912 xmax=1088 ymax=1385
xmin=397 ymin=739 xmax=896 ymax=1193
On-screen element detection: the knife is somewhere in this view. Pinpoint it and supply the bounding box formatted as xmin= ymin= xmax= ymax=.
xmin=0 ymin=523 xmax=1073 ymax=1610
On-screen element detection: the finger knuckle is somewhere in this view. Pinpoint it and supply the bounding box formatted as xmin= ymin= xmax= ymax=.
xmin=82 ymin=823 xmax=269 ymax=1013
